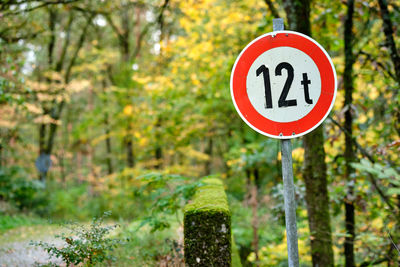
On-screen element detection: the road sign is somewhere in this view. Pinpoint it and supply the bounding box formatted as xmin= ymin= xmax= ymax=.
xmin=35 ymin=153 xmax=52 ymax=173
xmin=230 ymin=30 xmax=337 ymax=139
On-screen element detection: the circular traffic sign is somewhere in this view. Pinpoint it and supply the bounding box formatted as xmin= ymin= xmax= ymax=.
xmin=35 ymin=153 xmax=52 ymax=173
xmin=230 ymin=31 xmax=337 ymax=139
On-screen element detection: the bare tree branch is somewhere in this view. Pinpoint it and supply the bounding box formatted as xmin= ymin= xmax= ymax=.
xmin=47 ymin=7 xmax=57 ymax=68
xmin=378 ymin=0 xmax=400 ymax=136
xmin=0 ymin=30 xmax=43 ymax=43
xmin=44 ymin=14 xmax=93 ymax=157
xmin=359 ymin=257 xmax=390 ymax=267
xmin=328 ymin=115 xmax=397 ymax=211
xmin=65 ymin=14 xmax=94 ymax=83
xmin=378 ymin=0 xmax=400 ymax=83
xmin=157 ymin=0 xmax=170 ymax=34
xmin=387 ymin=229 xmax=400 ymax=254
xmin=56 ymin=12 xmax=73 ymax=72
xmin=132 ymin=23 xmax=150 ymax=60
xmin=104 ymin=13 xmax=125 ymax=48
xmin=358 ymin=50 xmax=396 ymax=80
xmin=328 ymin=116 xmax=374 ymax=163
xmin=1 ymin=0 xmax=81 ymax=17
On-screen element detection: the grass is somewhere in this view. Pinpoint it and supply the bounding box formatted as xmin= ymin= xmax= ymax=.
xmin=0 ymin=220 xmax=60 ymax=245
xmin=101 ymin=218 xmax=184 ymax=266
xmin=0 ymin=213 xmax=48 ymax=233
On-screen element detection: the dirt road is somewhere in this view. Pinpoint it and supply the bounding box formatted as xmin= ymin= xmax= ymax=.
xmin=0 ymin=225 xmax=64 ymax=267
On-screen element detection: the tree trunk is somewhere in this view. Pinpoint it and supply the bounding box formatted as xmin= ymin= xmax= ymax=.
xmin=264 ymin=0 xmax=279 ymax=18
xmin=104 ymin=113 xmax=113 ymax=174
xmin=38 ymin=11 xmax=92 ymax=181
xmin=47 ymin=8 xmax=56 ymax=68
xmin=154 ymin=117 xmax=163 ymax=169
xmin=204 ymin=137 xmax=213 ymax=175
xmin=253 ymin=168 xmax=261 ymax=190
xmin=343 ymin=0 xmax=356 ymax=266
xmin=250 ymin=184 xmax=259 ymax=266
xmin=377 ymin=0 xmax=400 ymax=83
xmin=282 ymin=1 xmax=335 ymax=266
xmin=377 ymin=0 xmax=400 ymax=136
xmin=122 ymin=21 xmax=134 ymax=168
xmin=303 ymin=128 xmax=335 ymax=267
xmin=125 ymin=133 xmax=135 ymax=168
xmin=155 ymin=146 xmax=162 ymax=169
xmin=101 ymin=79 xmax=114 ymax=175
xmin=39 ymin=123 xmax=46 ymax=156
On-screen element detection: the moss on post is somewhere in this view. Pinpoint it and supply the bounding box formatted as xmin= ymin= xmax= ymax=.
xmin=184 ymin=178 xmax=231 ymax=266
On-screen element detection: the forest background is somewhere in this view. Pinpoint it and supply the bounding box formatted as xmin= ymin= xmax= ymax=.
xmin=0 ymin=0 xmax=399 ymax=266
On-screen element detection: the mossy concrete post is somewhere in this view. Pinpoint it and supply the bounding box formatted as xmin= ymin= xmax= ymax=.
xmin=184 ymin=178 xmax=231 ymax=267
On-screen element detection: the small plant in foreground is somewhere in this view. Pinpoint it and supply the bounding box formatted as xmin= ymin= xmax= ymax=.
xmin=31 ymin=211 xmax=121 ymax=267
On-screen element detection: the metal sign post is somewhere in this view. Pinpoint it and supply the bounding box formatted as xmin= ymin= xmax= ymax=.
xmin=273 ymin=17 xmax=300 ymax=267
xmin=281 ymin=138 xmax=299 ymax=267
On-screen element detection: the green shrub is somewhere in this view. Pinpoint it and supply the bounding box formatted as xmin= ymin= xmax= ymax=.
xmin=0 ymin=166 xmax=46 ymax=211
xmin=108 ymin=220 xmax=184 ymax=266
xmin=31 ymin=211 xmax=121 ymax=267
xmin=46 ymin=184 xmax=89 ymax=220
xmin=136 ymin=173 xmax=200 ymax=232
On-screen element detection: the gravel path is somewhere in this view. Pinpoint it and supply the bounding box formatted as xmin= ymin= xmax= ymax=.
xmin=0 ymin=226 xmax=65 ymax=267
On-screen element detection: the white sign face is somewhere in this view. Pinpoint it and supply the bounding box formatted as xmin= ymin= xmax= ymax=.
xmin=246 ymin=47 xmax=321 ymax=123
xmin=230 ymin=31 xmax=337 ymax=139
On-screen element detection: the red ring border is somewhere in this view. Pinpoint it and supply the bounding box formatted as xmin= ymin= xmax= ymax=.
xmin=230 ymin=31 xmax=337 ymax=139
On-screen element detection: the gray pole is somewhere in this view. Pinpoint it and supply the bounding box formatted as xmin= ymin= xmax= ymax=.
xmin=273 ymin=18 xmax=300 ymax=267
xmin=281 ymin=139 xmax=299 ymax=267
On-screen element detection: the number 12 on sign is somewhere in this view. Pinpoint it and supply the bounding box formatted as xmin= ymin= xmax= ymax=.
xmin=256 ymin=62 xmax=313 ymax=109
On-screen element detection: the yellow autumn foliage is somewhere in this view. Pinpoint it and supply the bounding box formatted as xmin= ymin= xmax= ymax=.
xmin=33 ymin=114 xmax=61 ymax=125
xmin=123 ymin=105 xmax=133 ymax=115
xmin=248 ymin=226 xmax=311 ymax=266
xmin=178 ymin=146 xmax=210 ymax=162
xmin=24 ymin=103 xmax=42 ymax=114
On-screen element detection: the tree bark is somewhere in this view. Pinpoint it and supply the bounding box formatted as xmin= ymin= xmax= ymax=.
xmin=101 ymin=79 xmax=113 ymax=175
xmin=282 ymin=1 xmax=335 ymax=266
xmin=106 ymin=9 xmax=136 ymax=168
xmin=125 ymin=134 xmax=135 ymax=168
xmin=120 ymin=6 xmax=131 ymax=62
xmin=47 ymin=8 xmax=57 ymax=68
xmin=282 ymin=0 xmax=311 ymax=36
xmin=343 ymin=0 xmax=356 ymax=266
xmin=303 ymin=128 xmax=335 ymax=267
xmin=250 ymin=184 xmax=259 ymax=266
xmin=204 ymin=137 xmax=213 ymax=175
xmin=264 ymin=0 xmax=279 ymax=18
xmin=155 ymin=117 xmax=163 ymax=169
xmin=377 ymin=0 xmax=400 ymax=83
xmin=104 ymin=118 xmax=113 ymax=174
xmin=38 ymin=11 xmax=92 ymax=181
xmin=377 ymin=0 xmax=400 ymax=136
